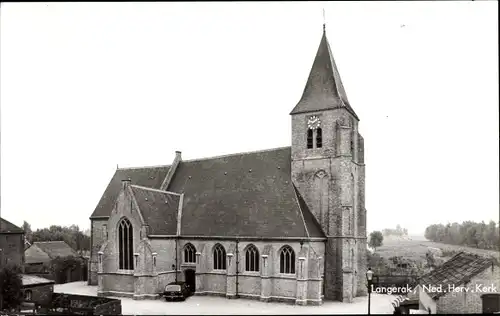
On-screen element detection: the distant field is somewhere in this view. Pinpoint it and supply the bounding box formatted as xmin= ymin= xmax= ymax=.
xmin=377 ymin=237 xmax=500 ymax=264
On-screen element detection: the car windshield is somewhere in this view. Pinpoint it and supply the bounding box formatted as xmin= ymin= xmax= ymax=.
xmin=165 ymin=285 xmax=181 ymax=292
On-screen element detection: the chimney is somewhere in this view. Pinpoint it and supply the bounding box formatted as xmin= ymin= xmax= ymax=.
xmin=122 ymin=179 xmax=131 ymax=189
xmin=175 ymin=151 xmax=182 ymax=161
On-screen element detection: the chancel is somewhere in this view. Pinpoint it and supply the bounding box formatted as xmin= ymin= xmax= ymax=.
xmin=89 ymin=24 xmax=368 ymax=305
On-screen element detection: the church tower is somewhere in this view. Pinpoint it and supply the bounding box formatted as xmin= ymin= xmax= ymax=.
xmin=290 ymin=25 xmax=367 ymax=302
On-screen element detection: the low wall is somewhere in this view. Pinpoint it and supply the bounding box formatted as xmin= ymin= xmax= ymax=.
xmin=52 ymin=293 xmax=122 ymax=315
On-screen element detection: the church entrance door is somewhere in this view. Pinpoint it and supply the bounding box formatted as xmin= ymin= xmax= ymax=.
xmin=184 ymin=269 xmax=196 ymax=293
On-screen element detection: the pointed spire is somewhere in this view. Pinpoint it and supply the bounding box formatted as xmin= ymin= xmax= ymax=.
xmin=290 ymin=27 xmax=358 ymax=120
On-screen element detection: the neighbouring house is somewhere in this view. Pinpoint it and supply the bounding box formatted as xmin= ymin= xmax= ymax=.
xmin=414 ymin=252 xmax=500 ymax=314
xmin=21 ymin=274 xmax=55 ymax=310
xmin=90 ymin=25 xmax=368 ymax=305
xmin=24 ymin=241 xmax=86 ymax=283
xmin=0 ymin=217 xmax=25 ymax=269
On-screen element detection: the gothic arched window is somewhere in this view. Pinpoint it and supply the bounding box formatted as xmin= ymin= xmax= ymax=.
xmin=307 ymin=129 xmax=314 ymax=149
xmin=213 ymin=244 xmax=226 ymax=270
xmin=279 ymin=245 xmax=295 ymax=274
xmin=184 ymin=243 xmax=196 ymax=263
xmin=118 ymin=217 xmax=134 ymax=270
xmin=245 ymin=244 xmax=259 ymax=272
xmin=316 ymin=127 xmax=323 ymax=148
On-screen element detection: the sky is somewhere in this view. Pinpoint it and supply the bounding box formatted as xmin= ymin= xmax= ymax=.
xmin=1 ymin=2 xmax=498 ymax=235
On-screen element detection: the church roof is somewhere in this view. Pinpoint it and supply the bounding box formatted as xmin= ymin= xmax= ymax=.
xmin=168 ymin=147 xmax=323 ymax=238
xmin=129 ymin=185 xmax=180 ymax=236
xmin=290 ymin=28 xmax=358 ymax=120
xmin=91 ymin=166 xmax=171 ymax=218
xmin=91 ymin=147 xmax=324 ymax=239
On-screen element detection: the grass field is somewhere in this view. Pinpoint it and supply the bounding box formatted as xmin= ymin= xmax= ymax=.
xmin=376 ymin=236 xmax=499 ymax=266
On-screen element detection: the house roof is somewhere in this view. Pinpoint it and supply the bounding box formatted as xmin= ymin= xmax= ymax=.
xmin=290 ymin=28 xmax=358 ymax=120
xmin=0 ymin=217 xmax=24 ymax=233
xmin=21 ymin=274 xmax=55 ymax=287
xmin=91 ymin=165 xmax=171 ymax=218
xmin=418 ymin=252 xmax=495 ymax=299
xmin=30 ymin=241 xmax=80 ymax=260
xmin=25 ymin=244 xmax=51 ymax=264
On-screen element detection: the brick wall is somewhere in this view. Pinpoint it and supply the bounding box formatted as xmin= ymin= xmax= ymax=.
xmin=437 ymin=264 xmax=500 ymax=314
xmin=22 ymin=283 xmax=54 ymax=307
xmin=237 ymin=275 xmax=260 ymax=296
xmin=149 ymin=239 xmax=176 ymax=272
xmin=98 ymin=235 xmax=325 ymax=304
xmin=204 ymin=273 xmax=227 ymax=294
xmin=100 ymin=273 xmax=135 ymax=293
xmin=90 ymin=219 xmax=107 ymax=285
xmin=291 ymin=108 xmax=366 ymax=302
xmin=0 ymin=233 xmax=25 ymax=268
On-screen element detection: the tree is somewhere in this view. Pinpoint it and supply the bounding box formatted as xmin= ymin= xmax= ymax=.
xmin=369 ymin=231 xmax=384 ymax=252
xmin=396 ymin=224 xmax=402 ymax=236
xmin=424 ymin=221 xmax=499 ymax=251
xmin=0 ymin=265 xmax=23 ymax=311
xmin=31 ymin=225 xmax=91 ymax=253
xmin=50 ymin=255 xmax=84 ymax=284
xmin=23 ymin=221 xmax=33 ymax=244
xmin=382 ymin=226 xmax=409 ymax=237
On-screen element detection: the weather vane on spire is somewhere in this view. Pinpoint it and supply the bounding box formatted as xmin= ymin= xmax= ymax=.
xmin=322 ymin=8 xmax=326 ymax=31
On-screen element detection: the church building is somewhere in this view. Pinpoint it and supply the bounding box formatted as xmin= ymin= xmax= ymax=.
xmin=89 ymin=26 xmax=368 ymax=305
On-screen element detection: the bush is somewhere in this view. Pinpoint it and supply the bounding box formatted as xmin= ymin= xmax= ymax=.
xmin=50 ymin=255 xmax=83 ymax=283
xmin=369 ymin=231 xmax=384 ymax=251
xmin=0 ymin=265 xmax=23 ymax=311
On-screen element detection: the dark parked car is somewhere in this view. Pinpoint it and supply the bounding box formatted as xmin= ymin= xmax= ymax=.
xmin=162 ymin=282 xmax=191 ymax=301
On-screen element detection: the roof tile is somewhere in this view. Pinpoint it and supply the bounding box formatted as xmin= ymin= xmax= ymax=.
xmin=129 ymin=186 xmax=180 ymax=235
xmin=91 ymin=166 xmax=171 ymax=218
xmin=290 ymin=30 xmax=358 ymax=119
xmin=419 ymin=252 xmax=495 ymax=299
xmin=32 ymin=241 xmax=79 ymax=259
xmin=167 ymin=147 xmax=324 ymax=238
xmin=21 ymin=274 xmax=55 ymax=286
xmin=92 ymin=148 xmax=325 ymax=239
